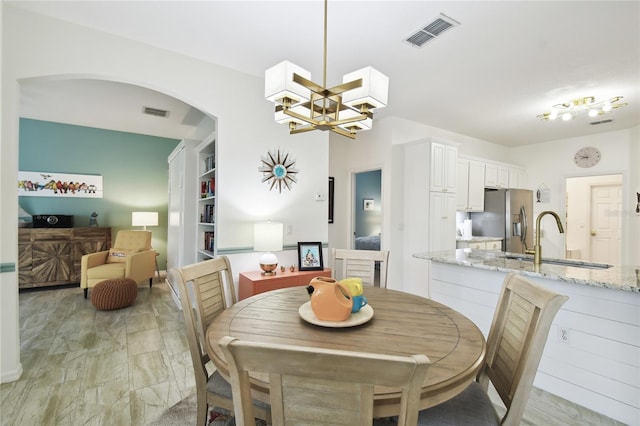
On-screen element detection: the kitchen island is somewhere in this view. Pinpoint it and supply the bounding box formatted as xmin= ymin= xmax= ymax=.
xmin=417 ymin=248 xmax=639 ymax=292
xmin=414 ymin=249 xmax=639 ymax=425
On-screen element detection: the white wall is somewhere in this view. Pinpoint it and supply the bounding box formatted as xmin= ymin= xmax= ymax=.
xmin=328 ymin=117 xmax=394 ymax=280
xmin=0 ymin=0 xmax=24 ymax=383
xmin=1 ymin=6 xmax=328 ymax=382
xmin=511 ymin=129 xmax=638 ymax=264
xmin=628 ymin=126 xmax=640 ymax=265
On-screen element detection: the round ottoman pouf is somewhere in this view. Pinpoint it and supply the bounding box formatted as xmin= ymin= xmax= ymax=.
xmin=91 ymin=278 xmax=138 ymax=311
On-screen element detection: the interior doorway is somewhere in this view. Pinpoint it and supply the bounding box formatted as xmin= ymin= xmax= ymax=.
xmin=352 ymin=169 xmax=382 ymax=250
xmin=565 ymin=174 xmax=622 ymax=264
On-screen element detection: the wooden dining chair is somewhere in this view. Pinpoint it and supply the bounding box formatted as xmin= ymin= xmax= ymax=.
xmin=170 ymin=257 xmax=270 ymax=426
xmin=219 ymin=335 xmax=430 ymax=426
xmin=330 ymin=248 xmax=390 ymax=288
xmin=417 ymin=272 xmax=569 ymax=426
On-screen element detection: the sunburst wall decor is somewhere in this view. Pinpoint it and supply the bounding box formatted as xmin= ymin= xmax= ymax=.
xmin=258 ymin=149 xmax=299 ymax=193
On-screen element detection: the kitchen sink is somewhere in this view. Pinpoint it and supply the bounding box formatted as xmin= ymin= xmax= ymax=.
xmin=500 ymin=254 xmax=612 ymax=270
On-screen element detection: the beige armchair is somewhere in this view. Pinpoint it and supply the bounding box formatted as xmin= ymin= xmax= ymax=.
xmin=81 ymin=230 xmax=156 ymax=298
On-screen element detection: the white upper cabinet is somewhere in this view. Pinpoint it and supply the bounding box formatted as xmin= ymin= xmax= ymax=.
xmin=457 ymin=158 xmax=485 ymax=211
xmin=430 ymin=142 xmax=457 ymax=193
xmin=485 ymin=163 xmax=509 ymax=189
xmin=456 ymin=159 xmax=470 ymax=210
xmin=508 ymin=166 xmax=527 ymax=189
xmin=484 ymin=161 xmax=526 ymax=189
xmin=467 ymin=160 xmax=485 ymax=210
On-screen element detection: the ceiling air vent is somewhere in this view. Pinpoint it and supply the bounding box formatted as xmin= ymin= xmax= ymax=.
xmin=143 ymin=106 xmax=170 ymax=118
xmin=590 ymin=118 xmax=614 ymax=126
xmin=405 ymin=14 xmax=460 ymax=48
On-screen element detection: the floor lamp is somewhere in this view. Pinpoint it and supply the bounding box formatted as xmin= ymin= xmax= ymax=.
xmin=132 ymin=211 xmax=160 ymax=277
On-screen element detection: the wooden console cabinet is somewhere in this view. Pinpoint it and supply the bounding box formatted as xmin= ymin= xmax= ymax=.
xmin=18 ymin=227 xmax=112 ymax=289
xmin=238 ymin=268 xmax=332 ymax=301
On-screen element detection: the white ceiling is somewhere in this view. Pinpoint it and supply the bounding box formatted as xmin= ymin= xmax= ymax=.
xmin=10 ymin=1 xmax=640 ymax=146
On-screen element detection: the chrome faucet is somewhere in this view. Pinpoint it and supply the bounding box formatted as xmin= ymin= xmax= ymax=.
xmin=525 ymin=211 xmax=565 ymax=265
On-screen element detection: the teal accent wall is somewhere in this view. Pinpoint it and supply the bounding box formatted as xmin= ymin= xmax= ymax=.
xmin=18 ymin=118 xmax=180 ymax=271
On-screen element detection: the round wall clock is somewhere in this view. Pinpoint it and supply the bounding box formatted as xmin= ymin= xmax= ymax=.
xmin=573 ymin=146 xmax=601 ymax=168
xmin=258 ymin=148 xmax=299 ymax=193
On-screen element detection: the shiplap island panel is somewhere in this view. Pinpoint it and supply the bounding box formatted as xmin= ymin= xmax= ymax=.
xmin=414 ymin=249 xmax=639 ymax=425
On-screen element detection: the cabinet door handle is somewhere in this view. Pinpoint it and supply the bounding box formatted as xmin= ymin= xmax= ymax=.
xmin=591 ymin=230 xmax=597 ymax=236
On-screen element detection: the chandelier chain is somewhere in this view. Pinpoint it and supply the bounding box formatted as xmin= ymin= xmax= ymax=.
xmin=323 ymin=0 xmax=327 ymax=91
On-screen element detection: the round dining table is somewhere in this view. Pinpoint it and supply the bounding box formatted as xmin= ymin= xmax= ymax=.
xmin=205 ymin=285 xmax=486 ymax=417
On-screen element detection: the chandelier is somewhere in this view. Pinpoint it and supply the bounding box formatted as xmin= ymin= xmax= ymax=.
xmin=537 ymin=96 xmax=627 ymax=121
xmin=264 ymin=0 xmax=389 ymax=139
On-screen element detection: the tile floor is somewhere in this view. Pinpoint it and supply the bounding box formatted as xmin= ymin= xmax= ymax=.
xmin=0 ymin=278 xmax=627 ymax=426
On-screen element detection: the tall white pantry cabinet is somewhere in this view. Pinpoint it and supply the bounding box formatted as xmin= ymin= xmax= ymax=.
xmin=402 ymin=138 xmax=458 ymax=254
xmin=428 ymin=140 xmax=457 ymax=252
xmin=401 ymin=138 xmax=457 ymax=297
xmin=166 ymin=133 xmax=217 ymax=307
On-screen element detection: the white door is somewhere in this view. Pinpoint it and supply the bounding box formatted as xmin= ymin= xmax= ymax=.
xmin=590 ymin=184 xmax=621 ymax=265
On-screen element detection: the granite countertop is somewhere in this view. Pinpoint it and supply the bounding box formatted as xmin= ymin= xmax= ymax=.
xmin=414 ymin=249 xmax=640 ymax=293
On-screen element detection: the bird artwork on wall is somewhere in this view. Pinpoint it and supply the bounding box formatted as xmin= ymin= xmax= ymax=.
xmin=636 ymin=192 xmax=639 ymax=213
xmin=258 ymin=149 xmax=299 ymax=193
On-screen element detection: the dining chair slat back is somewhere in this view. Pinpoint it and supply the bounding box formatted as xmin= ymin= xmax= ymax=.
xmin=417 ymin=272 xmax=568 ymax=426
xmin=171 ymin=256 xmax=269 ymax=425
xmin=220 ymin=336 xmax=430 ymax=426
xmin=331 ymin=248 xmax=390 ymax=288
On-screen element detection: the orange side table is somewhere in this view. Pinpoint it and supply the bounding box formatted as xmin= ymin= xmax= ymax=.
xmin=238 ymin=268 xmax=332 ymax=300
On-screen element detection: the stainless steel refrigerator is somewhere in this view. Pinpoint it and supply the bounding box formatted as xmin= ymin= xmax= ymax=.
xmin=469 ymin=189 xmax=533 ymax=253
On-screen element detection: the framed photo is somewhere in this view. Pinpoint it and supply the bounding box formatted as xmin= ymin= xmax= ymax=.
xmin=363 ymin=198 xmax=374 ymax=211
xmin=297 ymin=242 xmax=324 ymax=271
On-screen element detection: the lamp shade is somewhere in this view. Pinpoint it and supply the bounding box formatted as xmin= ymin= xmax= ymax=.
xmin=265 ymin=60 xmax=312 ymax=104
xmin=337 ymin=108 xmax=373 ymax=132
xmin=341 ymin=66 xmax=389 ymax=109
xmin=132 ymin=211 xmax=158 ymax=227
xmin=254 ymin=222 xmax=284 ymax=252
xmin=274 ymin=103 xmax=311 ymax=125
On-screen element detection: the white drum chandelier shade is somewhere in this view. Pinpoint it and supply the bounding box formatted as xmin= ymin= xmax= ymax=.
xmin=264 ymin=0 xmax=389 ymax=139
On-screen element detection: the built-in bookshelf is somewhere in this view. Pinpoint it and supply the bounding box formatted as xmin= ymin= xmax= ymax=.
xmin=197 ymin=138 xmax=216 ymax=261
xmin=166 ymin=130 xmax=217 ymax=309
